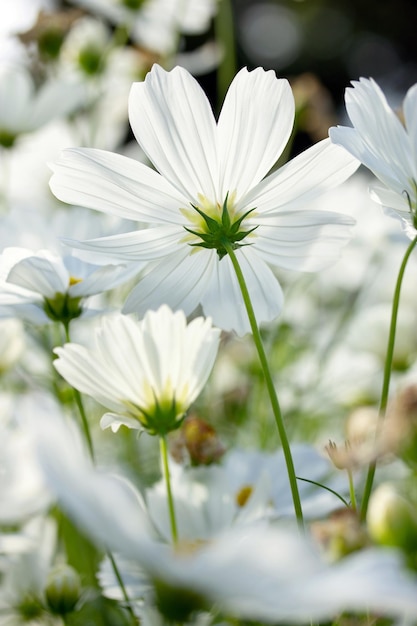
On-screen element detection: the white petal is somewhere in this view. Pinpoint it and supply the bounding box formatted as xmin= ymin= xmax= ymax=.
xmin=254 ymin=210 xmax=354 ymax=271
xmin=243 ymin=139 xmax=359 ymax=215
xmin=329 ymin=126 xmax=407 ymax=195
xmin=7 ymin=254 xmax=68 ymax=298
xmin=50 ymin=147 xmax=186 ymax=224
xmin=54 ymin=341 xmax=138 ymax=416
xmin=128 ymin=64 xmax=218 ymax=201
xmin=201 ymin=247 xmax=284 ymax=335
xmin=217 ymin=67 xmax=294 ymax=199
xmin=100 ymin=413 xmax=141 ymax=432
xmin=123 ymin=247 xmax=216 ymax=318
xmin=63 ymin=226 xmax=182 ymax=262
xmin=70 ymin=261 xmax=145 ymax=297
xmin=344 ymin=78 xmax=413 ymax=180
xmin=403 ymin=83 xmax=417 ymax=172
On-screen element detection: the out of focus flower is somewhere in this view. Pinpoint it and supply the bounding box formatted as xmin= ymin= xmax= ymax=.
xmin=54 ymin=306 xmax=221 ymax=434
xmin=330 ymin=78 xmax=417 ymax=238
xmin=67 ymin=0 xmax=218 ymax=56
xmin=50 ymin=64 xmax=358 ymax=335
xmin=0 ymin=247 xmax=140 ymax=325
xmin=0 ymin=397 xmax=51 ymax=524
xmin=30 ymin=410 xmax=417 ymax=624
xmin=367 ymin=483 xmax=417 ymax=555
xmin=0 ymin=318 xmax=25 ymax=372
xmin=0 ymin=64 xmax=84 ymax=148
xmin=0 ymin=516 xmax=57 ymax=625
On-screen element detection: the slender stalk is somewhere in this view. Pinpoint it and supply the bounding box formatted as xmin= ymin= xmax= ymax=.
xmin=224 ymin=242 xmax=304 ymax=529
xmin=296 ymin=476 xmax=350 ymax=508
xmin=360 ymin=234 xmax=417 ymax=520
xmin=63 ymin=322 xmax=95 ymax=462
xmin=347 ymin=469 xmax=357 ymax=511
xmin=107 ymin=552 xmax=139 ymax=625
xmin=215 ymin=0 xmax=237 ymax=109
xmin=160 ymin=435 xmax=179 ymax=544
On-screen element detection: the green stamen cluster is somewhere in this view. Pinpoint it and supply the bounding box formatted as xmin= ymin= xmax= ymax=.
xmin=0 ymin=129 xmax=17 ymax=148
xmin=120 ymin=0 xmax=145 ymax=9
xmin=124 ymin=393 xmax=185 ymax=436
xmin=43 ymin=292 xmax=83 ymax=324
xmin=185 ymin=196 xmax=258 ymax=260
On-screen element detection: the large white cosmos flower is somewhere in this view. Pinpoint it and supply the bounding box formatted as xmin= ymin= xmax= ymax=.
xmin=29 ymin=409 xmax=417 ymax=624
xmin=50 ymin=64 xmax=359 ymax=335
xmin=330 ymin=78 xmax=417 ymax=239
xmin=54 ymin=306 xmax=221 ymax=434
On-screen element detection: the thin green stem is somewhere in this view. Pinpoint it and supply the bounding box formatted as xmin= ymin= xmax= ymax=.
xmin=160 ymin=435 xmax=179 ymax=544
xmin=224 ymin=242 xmax=304 ymax=529
xmin=347 ymin=469 xmax=357 ymax=511
xmin=296 ymin=476 xmax=350 ymax=508
xmin=360 ymin=234 xmax=417 ymax=520
xmin=107 ymin=552 xmax=139 ymax=625
xmin=63 ymin=322 xmax=95 ymax=463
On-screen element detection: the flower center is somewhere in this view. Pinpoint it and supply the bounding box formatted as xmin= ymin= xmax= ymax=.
xmin=122 ymin=384 xmax=188 ymax=435
xmin=235 ymin=484 xmax=254 ymax=507
xmin=181 ymin=193 xmax=258 ymax=260
xmin=119 ymin=0 xmax=145 ymax=9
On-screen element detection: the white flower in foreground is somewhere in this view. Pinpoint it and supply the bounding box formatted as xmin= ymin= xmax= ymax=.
xmin=54 ymin=306 xmax=221 ymax=434
xmin=0 ymin=247 xmax=140 ymax=325
xmin=0 ymin=64 xmax=84 ymax=148
xmin=330 ymin=78 xmax=417 ymax=238
xmin=30 ymin=411 xmax=417 ymax=624
xmin=50 ymin=64 xmax=359 ymax=335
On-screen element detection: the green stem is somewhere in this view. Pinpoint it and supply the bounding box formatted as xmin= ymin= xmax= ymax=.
xmin=63 ymin=322 xmax=95 ymax=463
xmin=296 ymin=476 xmax=350 ymax=508
xmin=360 ymin=234 xmax=417 ymax=520
xmin=347 ymin=469 xmax=357 ymax=511
xmin=107 ymin=552 xmax=139 ymax=625
xmin=160 ymin=435 xmax=179 ymax=544
xmin=215 ymin=0 xmax=237 ymax=109
xmin=224 ymin=243 xmax=304 ymax=529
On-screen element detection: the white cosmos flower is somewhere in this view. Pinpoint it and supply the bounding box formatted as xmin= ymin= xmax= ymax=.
xmin=0 ymin=247 xmax=140 ymax=324
xmin=50 ymin=64 xmax=359 ymax=335
xmin=53 ymin=306 xmax=221 ymax=434
xmin=0 ymin=63 xmax=84 ymax=148
xmin=330 ymin=78 xmax=417 ymax=238
xmin=30 ymin=410 xmax=417 ymax=624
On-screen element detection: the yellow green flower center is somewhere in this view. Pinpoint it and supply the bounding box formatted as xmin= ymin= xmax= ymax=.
xmin=181 ymin=193 xmax=258 ymax=260
xmin=122 ymin=382 xmax=189 ymax=435
xmin=235 ymin=484 xmax=254 ymax=507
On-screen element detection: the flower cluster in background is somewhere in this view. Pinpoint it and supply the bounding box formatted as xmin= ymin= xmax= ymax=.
xmin=2 ymin=1 xmax=417 ymax=625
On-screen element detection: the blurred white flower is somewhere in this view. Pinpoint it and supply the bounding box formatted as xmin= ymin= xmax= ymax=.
xmin=30 ymin=410 xmax=417 ymax=624
xmin=50 ymin=64 xmax=358 ymax=335
xmin=0 ymin=516 xmax=57 ymax=625
xmin=0 ymin=318 xmax=25 ymax=372
xmin=0 ymin=247 xmax=140 ymax=324
xmin=0 ymin=63 xmax=84 ymax=148
xmin=67 ymin=0 xmax=218 ymax=55
xmin=54 ymin=306 xmax=221 ymax=434
xmin=0 ymin=399 xmax=51 ymax=524
xmin=330 ymin=78 xmax=417 ymax=238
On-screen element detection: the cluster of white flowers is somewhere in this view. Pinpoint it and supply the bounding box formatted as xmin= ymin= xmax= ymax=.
xmin=2 ymin=1 xmax=417 ymax=625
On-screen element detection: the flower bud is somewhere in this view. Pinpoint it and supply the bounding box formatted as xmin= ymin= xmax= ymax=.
xmin=45 ymin=564 xmax=81 ymax=615
xmin=367 ymin=483 xmax=417 ymax=553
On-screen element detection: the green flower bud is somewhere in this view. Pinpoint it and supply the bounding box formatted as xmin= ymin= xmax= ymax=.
xmin=45 ymin=564 xmax=81 ymax=615
xmin=367 ymin=483 xmax=417 ymax=553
